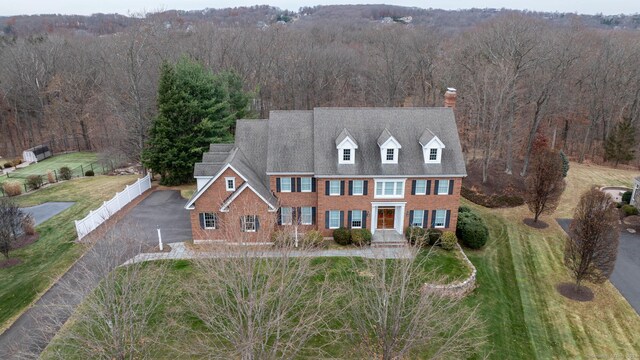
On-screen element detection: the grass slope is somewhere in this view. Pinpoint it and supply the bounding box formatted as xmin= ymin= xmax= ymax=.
xmin=0 ymin=175 xmax=138 ymax=332
xmin=0 ymin=152 xmax=99 ymax=185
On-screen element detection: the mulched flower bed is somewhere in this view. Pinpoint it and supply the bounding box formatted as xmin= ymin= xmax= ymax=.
xmin=12 ymin=233 xmax=40 ymax=250
xmin=523 ymin=218 xmax=549 ymax=229
xmin=556 ymin=282 xmax=594 ymax=302
xmin=0 ymin=258 xmax=22 ymax=269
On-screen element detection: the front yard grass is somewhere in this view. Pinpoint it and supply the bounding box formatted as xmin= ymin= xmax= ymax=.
xmin=0 ymin=175 xmax=138 ymax=332
xmin=0 ymin=152 xmax=99 ymax=186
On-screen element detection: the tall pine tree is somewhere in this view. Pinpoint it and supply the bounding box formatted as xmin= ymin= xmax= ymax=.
xmin=604 ymin=117 xmax=636 ymax=167
xmin=142 ymin=59 xmax=249 ymax=185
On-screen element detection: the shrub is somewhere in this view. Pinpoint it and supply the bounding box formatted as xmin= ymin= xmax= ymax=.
xmin=2 ymin=181 xmax=22 ymax=196
xmin=11 ymin=159 xmax=22 ymax=167
xmin=22 ymin=215 xmax=36 ymax=235
xmin=300 ymin=230 xmax=325 ymax=249
xmin=456 ymin=211 xmax=489 ymax=249
xmin=622 ymin=191 xmax=632 ymax=204
xmin=621 ymin=204 xmax=639 ymax=216
xmin=440 ymin=231 xmax=458 ymax=251
xmin=333 ymin=227 xmax=351 ymax=246
xmin=405 ymin=226 xmax=426 ymax=246
xmin=426 ymin=228 xmax=443 ymax=246
xmin=271 ymin=230 xmax=294 ymax=248
xmin=85 ymin=170 xmax=95 ymax=177
xmin=351 ymin=228 xmax=372 ymax=246
xmin=59 ymin=166 xmax=72 ymax=180
xmin=26 ymin=175 xmax=43 ymax=190
xmin=47 ymin=170 xmax=55 ymax=184
xmin=3 ymin=162 xmax=11 ymax=169
xmin=458 ymin=205 xmax=472 ymax=214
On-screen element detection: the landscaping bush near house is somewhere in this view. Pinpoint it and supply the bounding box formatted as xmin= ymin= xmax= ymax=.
xmin=405 ymin=226 xmax=426 ymax=246
xmin=271 ymin=230 xmax=294 ymax=248
xmin=301 ymin=230 xmax=325 ymax=249
xmin=3 ymin=162 xmax=11 ymax=169
xmin=85 ymin=170 xmax=95 ymax=177
xmin=351 ymin=228 xmax=372 ymax=246
xmin=59 ymin=166 xmax=72 ymax=181
xmin=622 ymin=191 xmax=632 ymax=204
xmin=426 ymin=228 xmax=443 ymax=246
xmin=456 ymin=210 xmax=489 ymax=249
xmin=2 ymin=181 xmax=22 ymax=197
xmin=440 ymin=231 xmax=458 ymax=251
xmin=461 ymin=186 xmax=525 ymax=208
xmin=47 ymin=170 xmax=56 ymax=184
xmin=11 ymin=159 xmax=22 ymax=167
xmin=621 ymin=204 xmax=639 ymax=216
xmin=458 ymin=205 xmax=472 ymax=214
xmin=26 ymin=175 xmax=43 ymax=190
xmin=333 ymin=227 xmax=351 ymax=246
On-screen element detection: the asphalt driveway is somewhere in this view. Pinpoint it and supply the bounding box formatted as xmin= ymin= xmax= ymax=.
xmin=0 ymin=190 xmax=191 ymax=358
xmin=557 ymin=218 xmax=640 ymax=314
xmin=20 ymin=202 xmax=75 ymax=225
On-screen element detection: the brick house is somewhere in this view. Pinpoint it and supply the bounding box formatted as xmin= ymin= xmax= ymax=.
xmin=185 ymin=90 xmax=466 ymax=244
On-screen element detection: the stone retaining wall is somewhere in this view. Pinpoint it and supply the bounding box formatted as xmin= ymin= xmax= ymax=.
xmin=423 ymin=243 xmax=477 ymax=297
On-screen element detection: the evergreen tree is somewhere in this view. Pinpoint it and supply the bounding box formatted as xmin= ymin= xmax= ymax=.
xmin=142 ymin=58 xmax=250 ymax=185
xmin=560 ymin=151 xmax=570 ymax=178
xmin=604 ymin=117 xmax=636 ymax=167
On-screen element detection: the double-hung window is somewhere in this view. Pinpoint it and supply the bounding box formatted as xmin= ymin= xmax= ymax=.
xmin=434 ymin=210 xmax=446 ymax=228
xmin=343 ymin=149 xmax=351 ymax=162
xmin=280 ymin=207 xmax=293 ymax=225
xmin=225 ymin=177 xmax=235 ymax=191
xmin=301 ymin=207 xmax=312 ymax=225
xmin=329 ymin=210 xmax=340 ymax=229
xmin=429 ymin=148 xmax=438 ymax=161
xmin=351 ymin=210 xmax=362 ymax=229
xmin=437 ymin=180 xmax=449 ymax=195
xmin=300 ymin=177 xmax=312 ymax=192
xmin=411 ymin=210 xmax=424 ymax=227
xmin=203 ymin=213 xmax=217 ymax=229
xmin=329 ymin=180 xmax=341 ymax=196
xmin=280 ymin=178 xmax=292 ymax=192
xmin=375 ymin=180 xmax=404 ymax=198
xmin=352 ymin=180 xmax=364 ymax=195
xmin=386 ymin=148 xmax=395 ymax=161
xmin=415 ymin=180 xmax=427 ymax=195
xmin=241 ymin=215 xmax=257 ymax=232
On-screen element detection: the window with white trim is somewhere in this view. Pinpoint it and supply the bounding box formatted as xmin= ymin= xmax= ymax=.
xmin=300 ymin=177 xmax=312 ymax=192
xmin=225 ymin=177 xmax=236 ymax=191
xmin=329 ymin=180 xmax=341 ymax=196
xmin=352 ymin=180 xmax=364 ymax=195
xmin=280 ymin=207 xmax=292 ymax=225
xmin=411 ymin=210 xmax=424 ymax=227
xmin=329 ymin=210 xmax=340 ymax=229
xmin=415 ymin=180 xmax=427 ymax=195
xmin=386 ymin=148 xmax=395 ymax=161
xmin=429 ymin=148 xmax=438 ymax=161
xmin=375 ymin=180 xmax=404 ymax=198
xmin=343 ymin=149 xmax=351 ymax=162
xmin=437 ymin=181 xmax=449 ymax=195
xmin=280 ymin=178 xmax=291 ymax=192
xmin=203 ymin=212 xmax=217 ymax=229
xmin=351 ymin=210 xmax=362 ymax=229
xmin=301 ymin=207 xmax=312 ymax=225
xmin=241 ymin=215 xmax=257 ymax=232
xmin=434 ymin=210 xmax=446 ymax=228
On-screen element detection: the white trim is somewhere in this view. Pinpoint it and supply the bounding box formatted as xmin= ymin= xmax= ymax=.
xmin=373 ymin=179 xmax=406 ymax=199
xmin=225 ymin=177 xmax=236 ymax=191
xmin=422 ymin=136 xmax=445 ymax=164
xmin=380 ymin=136 xmax=402 ymax=149
xmin=339 ymin=148 xmax=355 ymax=165
xmin=436 ymin=180 xmax=450 ymax=195
xmin=280 ymin=207 xmax=293 ymax=225
xmin=411 ymin=210 xmax=424 ymax=227
xmin=329 ymin=180 xmax=341 ymax=196
xmin=351 ymin=209 xmax=363 ymax=229
xmin=280 ymin=177 xmax=292 ymax=192
xmin=414 ymin=180 xmax=428 ymax=195
xmin=203 ymin=212 xmax=217 ymax=229
xmin=300 ymin=177 xmax=312 ymax=192
xmin=370 ymin=201 xmax=406 ymax=235
xmin=421 ymin=135 xmax=445 ymax=149
xmin=336 ymin=136 xmax=359 ymax=149
xmin=185 ymin=163 xmax=249 ymax=209
xmin=352 ymin=180 xmax=365 ymax=196
xmin=328 ymin=210 xmax=340 ymax=229
xmin=301 ymin=206 xmax=313 ymax=225
xmin=316 ymin=174 xmax=467 ymax=178
xmin=433 ymin=209 xmax=447 ymax=228
xmin=219 ymin=183 xmax=277 ymax=212
xmin=266 ymin=172 xmax=315 ymax=175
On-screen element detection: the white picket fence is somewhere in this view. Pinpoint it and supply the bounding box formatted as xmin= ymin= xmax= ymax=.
xmin=75 ymin=174 xmax=152 ymax=240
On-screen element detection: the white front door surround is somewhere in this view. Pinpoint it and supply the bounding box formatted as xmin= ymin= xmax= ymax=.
xmin=371 ymin=201 xmax=406 ymax=235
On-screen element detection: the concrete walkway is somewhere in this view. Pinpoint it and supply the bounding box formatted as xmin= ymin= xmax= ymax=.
xmin=20 ymin=202 xmax=75 ymax=225
xmin=124 ymin=242 xmax=413 ymax=265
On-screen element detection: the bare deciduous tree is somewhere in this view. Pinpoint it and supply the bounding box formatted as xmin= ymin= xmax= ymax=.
xmin=565 ymin=188 xmax=619 ymax=290
xmin=0 ymin=200 xmax=27 ymax=259
xmin=524 ymin=148 xmax=566 ymax=222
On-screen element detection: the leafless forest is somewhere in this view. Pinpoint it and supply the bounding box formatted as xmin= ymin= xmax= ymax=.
xmin=1 ymin=5 xmax=640 ymax=177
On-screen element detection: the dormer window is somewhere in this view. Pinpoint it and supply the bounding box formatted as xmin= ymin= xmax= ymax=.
xmin=386 ymin=148 xmax=395 ymax=161
xmin=336 ymin=128 xmax=358 ymax=165
xmin=429 ymin=148 xmax=438 ymax=161
xmin=420 ymin=129 xmax=445 ymax=164
xmin=377 ymin=128 xmax=401 ymax=164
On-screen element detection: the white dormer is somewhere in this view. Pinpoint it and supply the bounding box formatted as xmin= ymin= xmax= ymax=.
xmin=420 ymin=129 xmax=445 ymax=164
xmin=336 ymin=128 xmax=358 ymax=165
xmin=377 ymin=128 xmax=401 ymax=164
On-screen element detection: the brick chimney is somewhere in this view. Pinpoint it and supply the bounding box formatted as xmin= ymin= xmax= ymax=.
xmin=444 ymin=88 xmax=457 ymax=108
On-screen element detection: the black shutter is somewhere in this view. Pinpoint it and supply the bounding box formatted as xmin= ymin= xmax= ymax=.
xmin=340 ymin=211 xmax=344 ymax=228
xmin=347 ymin=211 xmax=352 ymax=229
xmin=445 ymin=210 xmax=451 ymax=228
xmin=426 ymin=180 xmax=431 ymax=195
xmin=277 ymin=208 xmax=282 ymax=225
xmin=431 ymin=210 xmax=437 ymax=228
xmin=448 ymin=180 xmax=454 ymax=195
xmin=423 ymin=210 xmax=429 ymax=228
xmin=340 ymin=181 xmax=345 ymax=195
xmin=199 ymin=213 xmax=205 ymax=229
xmin=256 ymin=216 xmax=260 ymax=231
xmin=362 ymin=211 xmax=367 ymax=228
xmin=363 ymin=180 xmax=368 ymax=195
xmin=325 ymin=211 xmax=330 ymax=229
xmin=291 ymin=177 xmax=296 ymax=192
xmin=349 ymin=180 xmax=353 ymax=195
xmin=312 ymin=207 xmax=317 ymax=225
xmin=325 ymin=181 xmax=330 ymax=195
xmin=312 ymin=178 xmax=317 ymax=192
xmin=276 ymin=178 xmax=281 ymax=192
xmin=411 ymin=180 xmax=416 ymax=195
xmin=434 ymin=180 xmax=440 ymax=195
xmin=297 ymin=178 xmax=302 ymax=192
xmin=409 ymin=210 xmax=414 ymax=226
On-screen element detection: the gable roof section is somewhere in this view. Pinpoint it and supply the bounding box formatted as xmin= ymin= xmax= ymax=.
xmin=219 ymin=182 xmax=277 ymax=212
xmin=420 ymin=129 xmax=445 ymax=148
xmin=266 ymin=111 xmax=314 ymax=174
xmin=335 ymin=128 xmax=358 ymax=148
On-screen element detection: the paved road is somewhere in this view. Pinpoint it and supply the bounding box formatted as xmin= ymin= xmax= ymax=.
xmin=0 ymin=190 xmax=191 ymax=358
xmin=20 ymin=202 xmax=75 ymax=225
xmin=557 ymin=219 xmax=640 ymax=314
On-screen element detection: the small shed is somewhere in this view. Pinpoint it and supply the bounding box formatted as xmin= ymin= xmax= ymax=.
xmin=22 ymin=144 xmax=52 ymax=163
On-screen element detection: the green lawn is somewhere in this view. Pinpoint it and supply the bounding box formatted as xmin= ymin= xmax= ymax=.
xmin=0 ymin=152 xmax=102 ymax=186
xmin=0 ymin=175 xmax=139 ymax=332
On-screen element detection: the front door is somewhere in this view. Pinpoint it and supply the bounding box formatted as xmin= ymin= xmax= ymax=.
xmin=377 ymin=207 xmax=395 ymax=229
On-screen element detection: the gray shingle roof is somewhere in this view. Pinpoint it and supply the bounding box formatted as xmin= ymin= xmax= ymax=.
xmin=419 ymin=128 xmax=437 ymax=147
xmin=377 ymin=128 xmax=394 ymax=147
xmin=335 ymin=128 xmax=358 ymax=147
xmin=266 ymin=111 xmax=314 ymax=173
